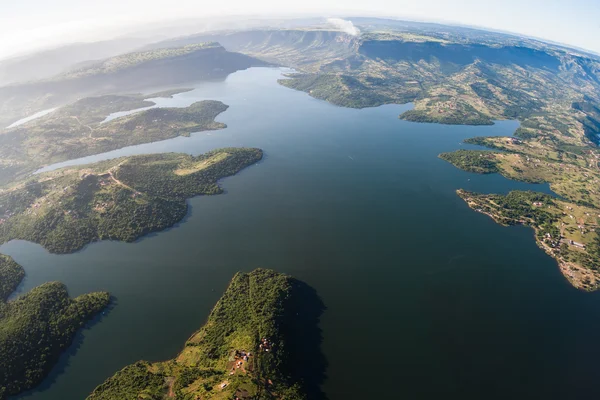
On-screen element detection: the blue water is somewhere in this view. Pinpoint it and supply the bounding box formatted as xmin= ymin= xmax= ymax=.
xmin=6 ymin=67 xmax=596 ymax=400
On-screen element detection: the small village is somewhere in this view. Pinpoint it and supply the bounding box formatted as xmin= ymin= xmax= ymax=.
xmin=221 ymin=339 xmax=276 ymax=399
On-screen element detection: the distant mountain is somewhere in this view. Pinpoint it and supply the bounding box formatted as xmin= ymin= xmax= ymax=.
xmin=144 ymin=29 xmax=358 ymax=71
xmin=0 ymin=43 xmax=266 ymax=128
xmin=0 ymin=37 xmax=154 ymax=86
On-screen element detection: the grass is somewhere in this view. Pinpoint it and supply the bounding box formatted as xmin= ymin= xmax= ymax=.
xmin=174 ymin=152 xmax=230 ymax=176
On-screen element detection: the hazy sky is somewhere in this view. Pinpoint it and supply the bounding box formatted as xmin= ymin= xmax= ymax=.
xmin=1 ymin=0 xmax=599 ymax=59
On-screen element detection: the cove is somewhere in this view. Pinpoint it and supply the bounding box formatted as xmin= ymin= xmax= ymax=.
xmin=5 ymin=67 xmax=599 ymax=400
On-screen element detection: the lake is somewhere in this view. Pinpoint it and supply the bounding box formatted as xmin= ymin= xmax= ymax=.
xmin=6 ymin=67 xmax=600 ymax=400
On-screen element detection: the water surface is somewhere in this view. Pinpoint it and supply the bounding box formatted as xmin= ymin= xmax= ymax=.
xmin=6 ymin=68 xmax=597 ymax=400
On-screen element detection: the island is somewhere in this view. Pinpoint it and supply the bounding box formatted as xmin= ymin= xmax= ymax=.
xmin=0 ymin=254 xmax=110 ymax=399
xmin=0 ymin=94 xmax=229 ymax=185
xmin=87 ymin=268 xmax=326 ymax=400
xmin=0 ymin=147 xmax=263 ymax=253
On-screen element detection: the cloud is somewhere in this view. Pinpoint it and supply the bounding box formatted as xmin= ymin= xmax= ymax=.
xmin=327 ymin=18 xmax=360 ymax=36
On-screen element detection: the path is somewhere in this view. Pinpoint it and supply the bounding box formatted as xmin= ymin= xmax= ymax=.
xmin=108 ymin=164 xmax=143 ymax=195
xmin=70 ymin=116 xmax=94 ymax=137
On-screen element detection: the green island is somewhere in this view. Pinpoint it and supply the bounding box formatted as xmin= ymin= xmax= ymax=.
xmin=0 ymin=94 xmax=228 ymax=185
xmin=0 ymin=147 xmax=262 ymax=254
xmin=87 ymin=268 xmax=326 ymax=400
xmin=0 ymin=254 xmax=110 ymax=399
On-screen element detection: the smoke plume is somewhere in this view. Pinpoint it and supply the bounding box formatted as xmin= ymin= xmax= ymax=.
xmin=327 ymin=18 xmax=360 ymax=36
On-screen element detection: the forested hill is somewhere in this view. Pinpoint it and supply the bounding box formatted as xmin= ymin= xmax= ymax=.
xmin=0 ymin=255 xmax=110 ymax=399
xmin=87 ymin=268 xmax=326 ymax=400
xmin=0 ymin=147 xmax=263 ymax=254
xmin=0 ymin=43 xmax=266 ymax=129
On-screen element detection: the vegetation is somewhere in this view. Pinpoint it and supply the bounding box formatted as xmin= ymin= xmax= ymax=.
xmin=441 ymin=141 xmax=600 ymax=208
xmin=87 ymin=269 xmax=326 ymax=400
xmin=441 ymin=139 xmax=600 ymax=290
xmin=458 ymin=190 xmax=600 ymax=290
xmin=278 ymin=73 xmax=396 ymax=108
xmin=0 ymin=254 xmax=24 ymax=301
xmin=439 ymin=149 xmax=501 ymax=173
xmin=0 ymin=148 xmax=262 ymax=254
xmin=213 ymin=27 xmax=600 ymax=145
xmin=400 ymin=108 xmax=494 ymax=125
xmin=0 ymin=255 xmax=109 ymax=399
xmin=0 ymin=96 xmax=229 ymax=185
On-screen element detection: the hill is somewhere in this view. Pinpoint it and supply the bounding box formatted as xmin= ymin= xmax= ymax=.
xmin=0 ymin=255 xmax=110 ymax=399
xmin=0 ymin=147 xmax=263 ymax=253
xmin=87 ymin=268 xmax=326 ymax=400
xmin=0 ymin=37 xmax=152 ymax=86
xmin=151 ymin=27 xmax=600 ymax=144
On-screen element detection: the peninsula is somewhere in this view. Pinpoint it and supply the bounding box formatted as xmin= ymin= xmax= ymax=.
xmin=0 ymin=254 xmax=110 ymax=399
xmin=87 ymin=268 xmax=325 ymax=400
xmin=0 ymin=147 xmax=263 ymax=253
xmin=440 ymin=140 xmax=600 ymax=290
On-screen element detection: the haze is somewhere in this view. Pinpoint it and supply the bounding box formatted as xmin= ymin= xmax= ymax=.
xmin=2 ymin=0 xmax=599 ymax=60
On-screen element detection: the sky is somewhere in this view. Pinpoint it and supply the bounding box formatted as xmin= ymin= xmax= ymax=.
xmin=1 ymin=0 xmax=599 ymax=59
